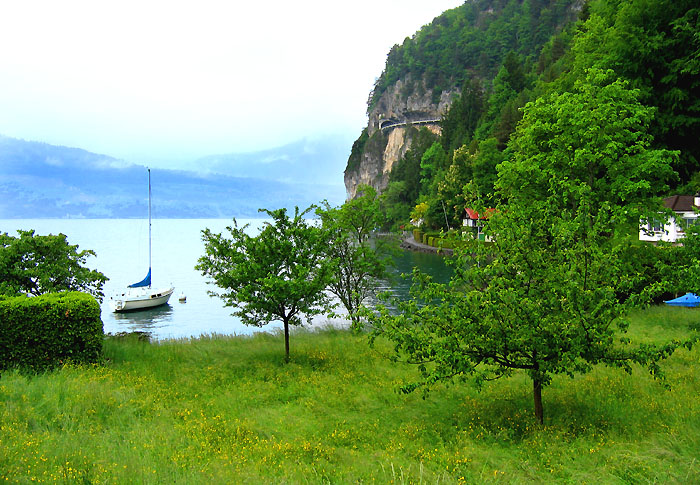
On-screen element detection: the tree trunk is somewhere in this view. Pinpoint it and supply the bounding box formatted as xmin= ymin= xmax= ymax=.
xmin=283 ymin=319 xmax=290 ymax=362
xmin=533 ymin=378 xmax=544 ymax=425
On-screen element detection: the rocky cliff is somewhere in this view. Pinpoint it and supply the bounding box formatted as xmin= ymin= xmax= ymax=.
xmin=344 ymin=75 xmax=456 ymax=199
xmin=343 ymin=0 xmax=585 ymax=201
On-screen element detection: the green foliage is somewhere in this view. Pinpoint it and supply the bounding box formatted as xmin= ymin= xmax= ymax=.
xmin=568 ymin=0 xmax=700 ymax=186
xmin=0 ymin=292 xmax=103 ymax=372
xmin=370 ymin=0 xmax=581 ymax=108
xmin=367 ymin=71 xmax=687 ymax=424
xmin=440 ymin=79 xmax=485 ymax=152
xmin=664 ymin=222 xmax=700 ymax=297
xmin=317 ymin=186 xmax=392 ymax=330
xmin=0 ymin=230 xmax=108 ymax=302
xmin=196 ymin=207 xmax=335 ymax=360
xmin=419 ymin=142 xmax=448 ymax=192
xmin=345 ymin=128 xmax=369 ymax=175
xmin=380 ymin=181 xmax=413 ymax=230
xmin=618 ymin=242 xmax=683 ymax=303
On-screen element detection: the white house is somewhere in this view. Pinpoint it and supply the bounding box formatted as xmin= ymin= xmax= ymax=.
xmin=639 ymin=195 xmax=700 ymax=243
xmin=463 ymin=208 xmax=495 ymax=242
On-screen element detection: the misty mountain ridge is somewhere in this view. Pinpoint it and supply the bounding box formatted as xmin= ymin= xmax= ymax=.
xmin=0 ymin=135 xmax=348 ymax=219
xmin=195 ymin=134 xmax=353 ymax=186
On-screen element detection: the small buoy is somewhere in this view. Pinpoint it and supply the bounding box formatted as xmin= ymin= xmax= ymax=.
xmin=178 ymin=293 xmax=187 ymax=303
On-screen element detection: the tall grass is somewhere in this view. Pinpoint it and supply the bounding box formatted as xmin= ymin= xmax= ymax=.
xmin=1 ymin=308 xmax=699 ymax=483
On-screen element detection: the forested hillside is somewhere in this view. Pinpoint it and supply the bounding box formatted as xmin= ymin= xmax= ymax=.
xmin=349 ymin=0 xmax=700 ymax=230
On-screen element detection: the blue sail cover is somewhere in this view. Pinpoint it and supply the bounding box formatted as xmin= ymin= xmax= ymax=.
xmin=128 ymin=268 xmax=151 ymax=288
xmin=664 ymin=292 xmax=700 ymax=307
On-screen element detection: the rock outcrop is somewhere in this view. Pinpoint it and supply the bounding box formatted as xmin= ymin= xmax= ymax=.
xmin=344 ymin=75 xmax=457 ymax=200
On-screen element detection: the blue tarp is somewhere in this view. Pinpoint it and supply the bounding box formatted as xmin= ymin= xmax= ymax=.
xmin=128 ymin=268 xmax=151 ymax=288
xmin=664 ymin=292 xmax=700 ymax=307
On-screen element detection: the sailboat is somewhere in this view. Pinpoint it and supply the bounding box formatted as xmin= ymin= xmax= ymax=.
xmin=110 ymin=168 xmax=174 ymax=312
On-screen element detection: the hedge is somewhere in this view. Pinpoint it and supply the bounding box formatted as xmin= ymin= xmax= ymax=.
xmin=0 ymin=291 xmax=103 ymax=372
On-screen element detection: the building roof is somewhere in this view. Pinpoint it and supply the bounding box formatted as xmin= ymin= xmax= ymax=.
xmin=465 ymin=208 xmax=496 ymax=220
xmin=663 ymin=195 xmax=699 ymax=212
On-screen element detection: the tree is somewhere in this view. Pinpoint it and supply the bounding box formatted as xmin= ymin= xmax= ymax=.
xmin=196 ymin=207 xmax=335 ymax=361
xmin=0 ymin=230 xmax=107 ymax=301
xmin=367 ymin=70 xmax=687 ymax=424
xmin=317 ymin=186 xmax=392 ymax=331
xmin=568 ymin=0 xmax=700 ymax=186
xmin=419 ymin=142 xmax=448 ymax=193
xmin=440 ymin=78 xmax=485 ymax=152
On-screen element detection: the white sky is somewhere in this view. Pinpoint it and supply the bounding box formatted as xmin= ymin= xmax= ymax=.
xmin=0 ymin=0 xmax=464 ymax=168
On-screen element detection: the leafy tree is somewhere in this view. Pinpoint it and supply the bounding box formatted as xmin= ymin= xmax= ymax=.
xmin=568 ymin=0 xmax=700 ymax=185
xmin=474 ymin=65 xmax=518 ymax=142
xmin=317 ymin=186 xmax=391 ymax=331
xmin=440 ymin=79 xmax=485 ymax=152
xmin=0 ymin=230 xmax=107 ymax=301
xmin=419 ymin=142 xmax=448 ymax=193
xmin=196 ymin=207 xmax=335 ymax=361
xmin=368 ymin=70 xmax=686 ymax=424
xmin=502 ymin=51 xmax=527 ymax=92
xmin=436 ymin=161 xmax=470 ymax=228
xmin=381 ymin=181 xmax=413 ymax=230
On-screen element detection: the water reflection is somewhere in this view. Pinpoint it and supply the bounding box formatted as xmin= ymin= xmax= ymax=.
xmin=109 ymin=304 xmax=175 ymax=335
xmin=368 ymin=249 xmax=454 ymax=311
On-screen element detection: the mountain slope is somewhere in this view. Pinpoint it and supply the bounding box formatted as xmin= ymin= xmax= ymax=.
xmin=345 ymin=0 xmax=583 ymax=199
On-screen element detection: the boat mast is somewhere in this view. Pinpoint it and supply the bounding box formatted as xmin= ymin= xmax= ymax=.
xmin=148 ymin=168 xmax=152 ymax=288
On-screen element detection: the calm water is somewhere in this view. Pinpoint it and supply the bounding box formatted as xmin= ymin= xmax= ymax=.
xmin=1 ymin=219 xmax=451 ymax=340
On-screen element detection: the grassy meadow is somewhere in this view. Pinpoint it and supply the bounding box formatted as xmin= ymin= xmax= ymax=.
xmin=1 ymin=306 xmax=699 ymax=483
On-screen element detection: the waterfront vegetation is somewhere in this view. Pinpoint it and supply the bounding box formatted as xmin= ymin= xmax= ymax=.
xmin=1 ymin=306 xmax=698 ymax=483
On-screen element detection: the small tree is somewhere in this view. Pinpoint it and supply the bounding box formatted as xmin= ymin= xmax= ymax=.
xmin=368 ymin=70 xmax=690 ymax=424
xmin=0 ymin=230 xmax=107 ymax=301
xmin=317 ymin=185 xmax=391 ymax=331
xmin=196 ymin=207 xmax=335 ymax=361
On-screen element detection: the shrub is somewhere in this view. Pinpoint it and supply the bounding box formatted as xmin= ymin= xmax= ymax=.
xmin=0 ymin=292 xmax=103 ymax=372
xmin=439 ymin=238 xmax=453 ymax=250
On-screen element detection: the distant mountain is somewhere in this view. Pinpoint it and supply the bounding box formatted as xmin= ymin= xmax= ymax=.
xmin=196 ymin=135 xmax=354 ymax=187
xmin=0 ymin=136 xmax=348 ymax=218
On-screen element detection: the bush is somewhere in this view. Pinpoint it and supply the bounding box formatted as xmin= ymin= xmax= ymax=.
xmin=439 ymin=238 xmax=453 ymax=250
xmin=0 ymin=292 xmax=103 ymax=372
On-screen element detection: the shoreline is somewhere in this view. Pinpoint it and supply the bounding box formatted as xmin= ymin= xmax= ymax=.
xmin=399 ymin=233 xmax=454 ymax=256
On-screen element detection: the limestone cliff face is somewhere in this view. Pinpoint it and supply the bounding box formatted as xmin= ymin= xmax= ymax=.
xmin=344 ymin=75 xmax=456 ymax=199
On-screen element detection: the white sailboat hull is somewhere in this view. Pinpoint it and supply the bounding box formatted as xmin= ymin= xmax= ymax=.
xmin=110 ymin=287 xmax=174 ymax=312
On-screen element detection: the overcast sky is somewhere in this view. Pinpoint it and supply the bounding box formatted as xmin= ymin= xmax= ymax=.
xmin=0 ymin=0 xmax=463 ymax=168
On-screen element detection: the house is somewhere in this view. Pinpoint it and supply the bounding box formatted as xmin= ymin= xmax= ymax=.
xmin=639 ymin=195 xmax=700 ymax=243
xmin=463 ymin=208 xmax=495 ymax=241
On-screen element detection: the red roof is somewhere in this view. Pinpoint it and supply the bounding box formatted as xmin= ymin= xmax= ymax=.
xmin=465 ymin=208 xmax=496 ymax=220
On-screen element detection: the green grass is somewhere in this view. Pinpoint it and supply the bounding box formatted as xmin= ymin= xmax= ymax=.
xmin=1 ymin=307 xmax=699 ymax=483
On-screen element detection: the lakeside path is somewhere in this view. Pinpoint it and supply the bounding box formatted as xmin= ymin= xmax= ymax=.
xmin=400 ymin=232 xmax=454 ymax=256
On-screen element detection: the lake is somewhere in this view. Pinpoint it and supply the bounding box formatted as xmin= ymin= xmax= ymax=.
xmin=0 ymin=219 xmax=451 ymax=340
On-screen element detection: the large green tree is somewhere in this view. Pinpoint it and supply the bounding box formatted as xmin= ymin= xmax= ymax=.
xmin=368 ymin=71 xmax=687 ymax=424
xmin=0 ymin=230 xmax=107 ymax=301
xmin=196 ymin=207 xmax=335 ymax=361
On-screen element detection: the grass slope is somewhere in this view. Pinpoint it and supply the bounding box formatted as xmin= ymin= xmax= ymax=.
xmin=1 ymin=306 xmax=699 ymax=483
